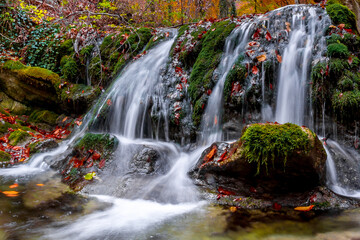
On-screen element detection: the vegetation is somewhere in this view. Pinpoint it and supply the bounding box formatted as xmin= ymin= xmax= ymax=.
xmin=240 ymin=123 xmax=311 ymax=174
xmin=0 ymin=151 xmax=11 ymax=162
xmin=326 ymin=3 xmax=357 ymax=31
xmin=327 ymin=43 xmax=349 ymax=58
xmin=75 ymin=133 xmax=118 ymax=153
xmin=8 ymin=129 xmax=32 ymax=145
xmin=29 ymin=110 xmax=59 ymax=125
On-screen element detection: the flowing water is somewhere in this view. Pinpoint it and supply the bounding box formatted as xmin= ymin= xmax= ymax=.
xmin=1 ymin=4 xmax=360 ymax=240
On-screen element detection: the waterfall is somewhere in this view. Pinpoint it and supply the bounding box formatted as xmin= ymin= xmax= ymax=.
xmin=275 ymin=7 xmax=327 ymax=125
xmin=200 ymin=22 xmax=252 ymax=144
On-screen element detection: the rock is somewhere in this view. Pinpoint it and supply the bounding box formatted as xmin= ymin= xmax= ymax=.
xmin=8 ymin=130 xmax=32 ymax=146
xmin=29 ymin=139 xmax=59 ymax=154
xmin=191 ymin=123 xmax=327 ymax=194
xmin=0 ymin=92 xmax=31 ymax=115
xmin=0 ymin=60 xmax=60 ymax=110
xmin=130 ymin=147 xmax=160 ymax=174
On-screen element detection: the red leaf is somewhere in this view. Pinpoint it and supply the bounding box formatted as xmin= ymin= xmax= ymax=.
xmin=348 ymin=56 xmax=353 ymax=65
xmin=218 ymin=186 xmax=235 ymax=196
xmin=265 ymin=31 xmax=272 ymax=41
xmin=249 ymin=187 xmax=257 ymax=193
xmin=273 ymin=202 xmax=282 ymax=210
xmin=175 ymin=67 xmax=183 ymax=73
xmin=270 ymin=83 xmax=273 ymax=90
xmin=106 ymin=99 xmax=112 ymax=106
xmin=252 ymin=65 xmax=258 ymax=75
xmin=99 ymin=159 xmax=106 ymax=168
xmin=92 ymin=152 xmax=101 ymax=160
xmin=276 ymin=54 xmax=282 ymax=63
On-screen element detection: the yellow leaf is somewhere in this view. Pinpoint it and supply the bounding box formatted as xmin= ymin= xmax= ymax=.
xmin=230 ymin=206 xmax=237 ymax=212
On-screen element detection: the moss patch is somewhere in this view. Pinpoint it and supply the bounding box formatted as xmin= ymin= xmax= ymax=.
xmin=29 ymin=110 xmax=59 ymax=125
xmin=332 ymin=90 xmax=360 ymax=122
xmin=240 ymin=123 xmax=311 ymax=174
xmin=0 ymin=151 xmax=11 ymax=162
xmin=8 ymin=130 xmax=32 ymax=145
xmin=326 ymin=3 xmax=357 ymax=31
xmin=75 ymin=133 xmax=118 ymax=153
xmin=2 ymin=60 xmax=27 ymax=70
xmin=327 ymin=43 xmax=349 ymax=58
xmin=224 ymin=55 xmax=246 ymax=102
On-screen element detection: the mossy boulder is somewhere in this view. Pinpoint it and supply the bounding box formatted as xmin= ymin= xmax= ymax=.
xmin=60 ymin=56 xmax=79 ymax=82
xmin=191 ymin=123 xmax=327 ymax=193
xmin=0 ymin=151 xmax=11 ymax=162
xmin=0 ymin=60 xmax=60 ymax=110
xmin=29 ymin=110 xmax=59 ymax=125
xmin=326 ymin=3 xmax=357 ymax=31
xmin=8 ymin=130 xmax=32 ymax=146
xmin=0 ymin=92 xmax=31 ymax=115
xmin=327 ymin=43 xmax=350 ymax=58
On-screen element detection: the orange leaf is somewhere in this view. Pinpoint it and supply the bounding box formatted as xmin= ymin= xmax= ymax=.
xmin=3 ymin=191 xmax=19 ymax=197
xmin=206 ymin=148 xmax=217 ymax=160
xmin=294 ymin=205 xmax=314 ymax=211
xmin=256 ymin=54 xmax=267 ymax=62
xmin=9 ymin=183 xmax=18 ymax=189
xmin=214 ymin=115 xmax=218 ymax=125
xmin=106 ymin=99 xmax=112 ymax=106
xmin=285 ymin=22 xmax=291 ymax=32
xmin=36 ymin=184 xmax=44 ymax=187
xmin=276 ymin=54 xmax=282 ymax=63
xmin=62 ymin=117 xmax=68 ymax=123
xmin=230 ymin=206 xmax=237 ymax=212
xmin=338 ymin=23 xmax=345 ymax=29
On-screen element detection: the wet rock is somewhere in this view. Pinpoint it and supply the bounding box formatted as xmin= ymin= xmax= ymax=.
xmin=130 ymin=147 xmax=160 ymax=174
xmin=190 ymin=123 xmax=327 ymax=194
xmin=29 ymin=139 xmax=59 ymax=154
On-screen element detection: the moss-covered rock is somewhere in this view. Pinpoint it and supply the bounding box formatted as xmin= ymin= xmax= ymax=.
xmin=326 ymin=3 xmax=357 ymax=31
xmin=327 ymin=43 xmax=350 ymax=58
xmin=191 ymin=123 xmax=327 ymax=193
xmin=8 ymin=130 xmax=32 ymax=145
xmin=0 ymin=92 xmax=31 ymax=115
xmin=0 ymin=61 xmax=60 ymax=110
xmin=0 ymin=151 xmax=11 ymax=162
xmin=332 ymin=90 xmax=360 ymax=122
xmin=29 ymin=110 xmax=59 ymax=125
xmin=75 ymin=133 xmax=118 ymax=154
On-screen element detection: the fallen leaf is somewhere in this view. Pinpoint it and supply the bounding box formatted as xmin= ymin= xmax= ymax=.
xmin=98 ymin=159 xmax=106 ymax=169
xmin=218 ymin=187 xmax=235 ymax=195
xmin=205 ymin=147 xmax=217 ymax=162
xmin=265 ymin=31 xmax=272 ymax=41
xmin=339 ymin=93 xmax=343 ymax=98
xmin=62 ymin=117 xmax=68 ymax=122
xmin=214 ymin=115 xmax=218 ymax=125
xmin=348 ymin=56 xmax=353 ymax=65
xmin=252 ymin=65 xmax=259 ymax=75
xmin=165 ymin=32 xmax=169 ymax=38
xmin=285 ymin=22 xmax=291 ymax=32
xmin=84 ymin=172 xmax=96 ymax=181
xmin=3 ymin=191 xmax=19 ymax=197
xmin=36 ymin=184 xmax=44 ymax=187
xmin=256 ymin=54 xmax=267 ymax=62
xmin=9 ymin=183 xmax=18 ymax=189
xmin=273 ymin=202 xmax=282 ymax=210
xmin=230 ymin=206 xmax=237 ymax=212
xmin=294 ymin=205 xmax=314 ymax=211
xmin=276 ymin=54 xmax=282 ymax=63
xmin=106 ymin=99 xmax=112 ymax=106
xmin=338 ymin=23 xmax=345 ymax=29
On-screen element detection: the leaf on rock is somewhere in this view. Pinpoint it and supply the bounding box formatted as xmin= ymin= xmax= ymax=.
xmin=294 ymin=205 xmax=314 ymax=211
xmin=84 ymin=172 xmax=96 ymax=181
xmin=256 ymin=54 xmax=267 ymax=62
xmin=348 ymin=56 xmax=353 ymax=65
xmin=9 ymin=183 xmax=18 ymax=189
xmin=106 ymin=99 xmax=112 ymax=106
xmin=285 ymin=22 xmax=291 ymax=32
xmin=265 ymin=31 xmax=272 ymax=41
xmin=276 ymin=53 xmax=282 ymax=63
xmin=252 ymin=65 xmax=259 ymax=75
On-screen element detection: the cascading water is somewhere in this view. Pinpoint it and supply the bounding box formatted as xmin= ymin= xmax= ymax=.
xmin=274 ymin=6 xmax=329 ymax=125
xmin=200 ymin=22 xmax=252 ymax=143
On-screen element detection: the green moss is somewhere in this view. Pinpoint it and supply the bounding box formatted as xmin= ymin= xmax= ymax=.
xmin=60 ymin=56 xmax=79 ymax=82
xmin=332 ymin=90 xmax=360 ymax=122
xmin=327 ymin=43 xmax=350 ymax=58
xmin=2 ymin=60 xmax=27 ymax=70
xmin=29 ymin=141 xmax=40 ymax=154
xmin=192 ymin=95 xmax=207 ymax=127
xmin=17 ymin=66 xmax=61 ymax=86
xmin=338 ymin=71 xmax=360 ymax=91
xmin=145 ymin=34 xmax=165 ymax=51
xmin=240 ymin=123 xmax=311 ymax=174
xmin=326 ymin=3 xmax=357 ymax=31
xmin=80 ymin=45 xmax=94 ymax=58
xmin=188 ymin=21 xmax=236 ymax=126
xmin=8 ymin=129 xmax=32 ymax=145
xmin=29 ymin=110 xmax=58 ymax=125
xmin=224 ymin=55 xmax=246 ymax=102
xmin=75 ymin=133 xmax=118 ymax=153
xmin=0 ymin=151 xmax=11 ymax=162
xmin=59 ymin=39 xmax=74 ymax=56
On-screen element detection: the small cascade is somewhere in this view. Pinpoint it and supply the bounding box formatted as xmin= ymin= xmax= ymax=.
xmin=275 ymin=6 xmax=329 ymax=125
xmin=200 ymin=22 xmax=252 ymax=143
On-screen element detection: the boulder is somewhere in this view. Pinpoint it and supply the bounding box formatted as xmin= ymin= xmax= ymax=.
xmin=0 ymin=61 xmax=60 ymax=109
xmin=191 ymin=123 xmax=327 ymax=194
